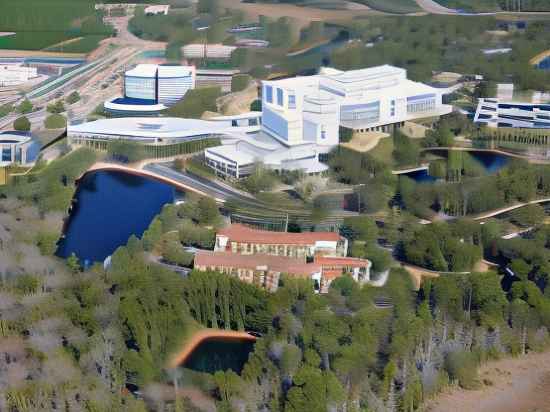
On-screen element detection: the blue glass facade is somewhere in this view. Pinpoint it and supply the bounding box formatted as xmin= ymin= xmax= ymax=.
xmin=263 ymin=107 xmax=288 ymax=140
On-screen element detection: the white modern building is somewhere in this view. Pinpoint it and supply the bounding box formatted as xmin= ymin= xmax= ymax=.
xmin=182 ymin=44 xmax=237 ymax=60
xmin=67 ymin=114 xmax=262 ymax=147
xmin=0 ymin=63 xmax=38 ymax=87
xmin=105 ymin=64 xmax=195 ymax=117
xmin=204 ymin=65 xmax=452 ymax=178
xmin=474 ymin=98 xmax=550 ymax=129
xmin=261 ymin=65 xmax=451 ymax=144
xmin=0 ymin=132 xmax=40 ymax=166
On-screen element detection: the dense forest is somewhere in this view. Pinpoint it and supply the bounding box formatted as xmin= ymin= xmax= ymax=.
xmin=2 ymin=187 xmax=550 ymax=411
xmin=331 ymin=15 xmax=550 ymax=90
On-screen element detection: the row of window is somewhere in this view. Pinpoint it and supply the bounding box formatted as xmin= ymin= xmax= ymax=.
xmin=265 ymin=85 xmax=296 ymax=109
xmin=407 ymin=98 xmax=436 ymax=114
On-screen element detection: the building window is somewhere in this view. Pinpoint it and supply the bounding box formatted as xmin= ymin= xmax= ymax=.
xmin=321 ymin=126 xmax=326 ymax=139
xmin=265 ymin=85 xmax=273 ymax=103
xmin=391 ymin=108 xmax=395 ymax=116
xmin=277 ymin=88 xmax=284 ymax=106
xmin=288 ymin=94 xmax=296 ymax=109
xmin=391 ymin=100 xmax=395 ymax=106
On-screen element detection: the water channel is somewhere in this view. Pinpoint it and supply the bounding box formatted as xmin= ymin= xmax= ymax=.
xmin=56 ymin=170 xmax=176 ymax=264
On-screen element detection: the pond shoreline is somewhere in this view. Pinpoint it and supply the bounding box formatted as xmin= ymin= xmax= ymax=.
xmin=168 ymin=329 xmax=257 ymax=369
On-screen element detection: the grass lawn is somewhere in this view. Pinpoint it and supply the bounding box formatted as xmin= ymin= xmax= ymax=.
xmin=368 ymin=137 xmax=396 ymax=167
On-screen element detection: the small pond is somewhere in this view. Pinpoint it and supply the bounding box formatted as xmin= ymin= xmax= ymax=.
xmin=56 ymin=170 xmax=176 ymax=264
xmin=182 ymin=338 xmax=255 ymax=374
xmin=403 ymin=150 xmax=511 ymax=183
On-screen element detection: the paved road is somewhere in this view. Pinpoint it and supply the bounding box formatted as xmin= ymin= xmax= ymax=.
xmin=415 ymin=0 xmax=458 ymax=14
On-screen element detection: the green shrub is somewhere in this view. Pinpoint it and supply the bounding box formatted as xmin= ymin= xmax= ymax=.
xmin=44 ymin=114 xmax=67 ymax=129
xmin=66 ymin=91 xmax=81 ymax=105
xmin=13 ymin=116 xmax=31 ymax=131
xmin=17 ymin=99 xmax=33 ymax=114
xmin=47 ymin=100 xmax=65 ymax=114
xmin=231 ymin=74 xmax=251 ymax=93
xmin=250 ymin=99 xmax=261 ymax=112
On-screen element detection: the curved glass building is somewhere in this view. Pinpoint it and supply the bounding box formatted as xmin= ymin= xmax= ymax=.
xmin=105 ymin=64 xmax=196 ymax=117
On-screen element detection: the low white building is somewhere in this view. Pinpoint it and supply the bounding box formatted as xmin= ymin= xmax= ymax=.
xmin=182 ymin=44 xmax=237 ymax=60
xmin=0 ymin=132 xmax=40 ymax=166
xmin=474 ymin=98 xmax=550 ymax=129
xmin=67 ymin=114 xmax=261 ymax=147
xmin=0 ymin=64 xmax=38 ymax=87
xmin=144 ymin=4 xmax=170 ymax=15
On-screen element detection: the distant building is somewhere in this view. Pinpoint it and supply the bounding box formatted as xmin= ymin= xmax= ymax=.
xmin=105 ymin=64 xmax=195 ymax=117
xmin=0 ymin=63 xmax=38 ymax=87
xmin=0 ymin=132 xmax=40 ymax=166
xmin=235 ymin=39 xmax=269 ymax=48
xmin=214 ymin=223 xmax=348 ymax=258
xmin=182 ymin=44 xmax=237 ymax=60
xmin=474 ymin=98 xmax=550 ymax=129
xmin=195 ymin=69 xmax=239 ymax=93
xmin=144 ymin=4 xmax=170 ymax=15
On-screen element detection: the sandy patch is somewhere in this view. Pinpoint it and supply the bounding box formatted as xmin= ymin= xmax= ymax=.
xmin=426 ymin=350 xmax=550 ymax=412
xmin=220 ymin=0 xmax=381 ymax=29
xmin=341 ymin=131 xmax=389 ymax=153
xmin=217 ymin=82 xmax=259 ymax=115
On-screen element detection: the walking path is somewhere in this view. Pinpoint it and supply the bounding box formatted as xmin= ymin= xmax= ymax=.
xmin=473 ymin=198 xmax=550 ymax=221
xmin=167 ymin=329 xmax=257 ymax=369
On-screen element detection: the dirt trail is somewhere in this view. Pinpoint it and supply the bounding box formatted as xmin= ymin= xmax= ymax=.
xmin=425 ymin=350 xmax=550 ymax=412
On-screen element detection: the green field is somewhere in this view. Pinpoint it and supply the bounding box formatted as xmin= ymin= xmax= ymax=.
xmin=354 ymin=0 xmax=421 ymax=13
xmin=0 ymin=0 xmax=113 ymax=51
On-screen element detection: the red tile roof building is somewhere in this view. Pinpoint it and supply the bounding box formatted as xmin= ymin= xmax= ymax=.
xmin=196 ymin=224 xmax=372 ymax=293
xmin=214 ymin=224 xmax=348 ymax=259
xmin=194 ymin=251 xmax=322 ymax=292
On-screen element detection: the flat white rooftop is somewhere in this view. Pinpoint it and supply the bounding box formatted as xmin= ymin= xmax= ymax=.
xmin=157 ymin=65 xmax=194 ymax=78
xmin=126 ymin=64 xmax=158 ymax=78
xmin=68 ymin=117 xmax=232 ymax=139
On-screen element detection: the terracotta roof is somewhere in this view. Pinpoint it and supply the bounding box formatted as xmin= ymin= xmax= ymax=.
xmin=217 ymin=224 xmax=342 ymax=245
xmin=194 ymin=251 xmax=321 ymax=277
xmin=314 ymin=256 xmax=371 ymax=268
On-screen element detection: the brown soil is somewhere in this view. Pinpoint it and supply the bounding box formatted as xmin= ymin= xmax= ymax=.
xmin=425 ymin=350 xmax=550 ymax=412
xmin=220 ymin=0 xmax=382 ymax=29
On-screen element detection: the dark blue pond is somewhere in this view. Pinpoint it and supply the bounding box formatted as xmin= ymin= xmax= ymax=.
xmin=403 ymin=169 xmax=437 ymax=183
xmin=537 ymin=56 xmax=550 ymax=70
xmin=56 ymin=170 xmax=175 ymax=264
xmin=404 ymin=151 xmax=511 ymax=183
xmin=182 ymin=338 xmax=255 ymax=374
xmin=469 ymin=151 xmax=510 ymax=174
